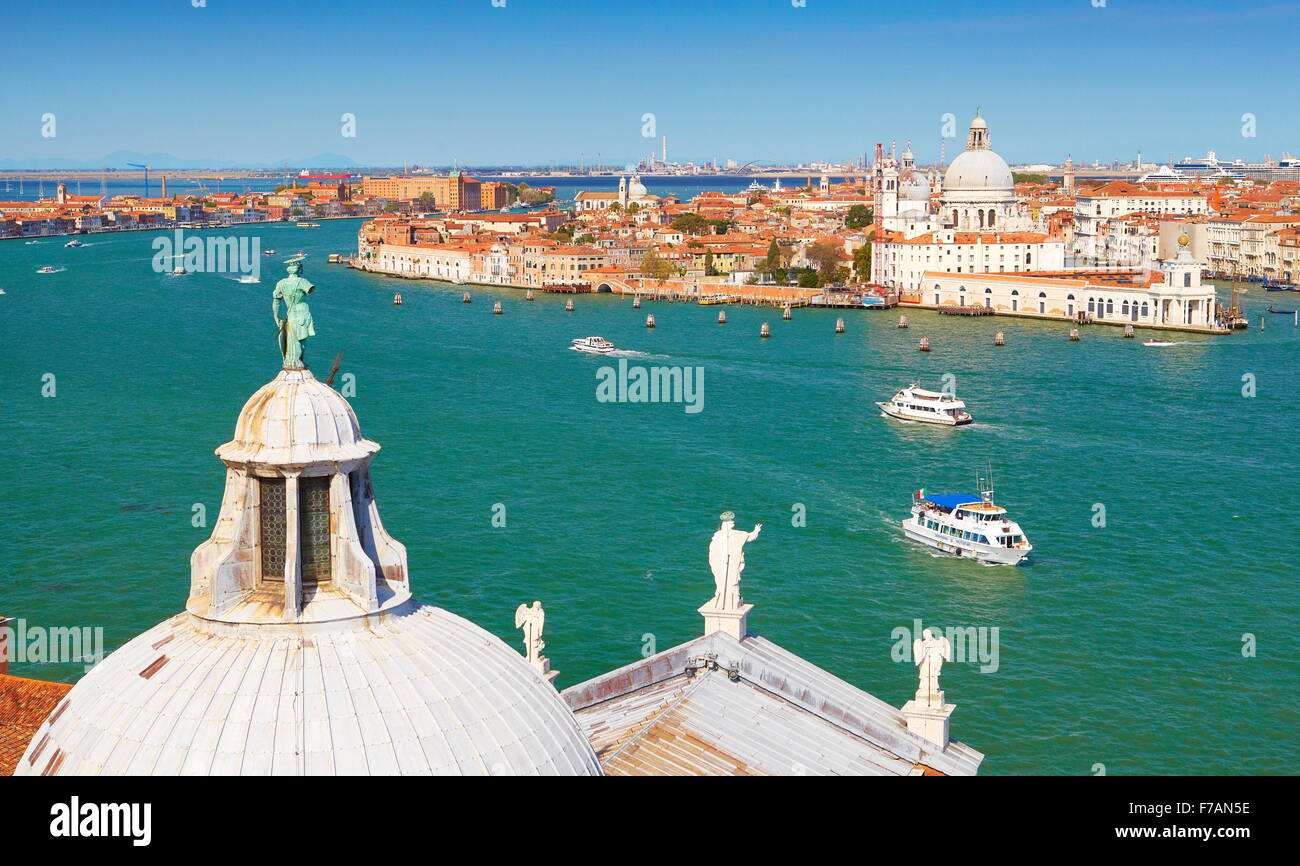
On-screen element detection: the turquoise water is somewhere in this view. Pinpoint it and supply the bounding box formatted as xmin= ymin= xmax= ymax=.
xmin=2 ymin=219 xmax=1297 ymax=775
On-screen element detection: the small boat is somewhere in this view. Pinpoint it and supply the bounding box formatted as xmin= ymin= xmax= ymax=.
xmin=296 ymin=222 xmax=321 ymax=228
xmin=451 ymin=277 xmax=466 ymax=285
xmin=169 ymin=265 xmax=189 ymax=277
xmin=1142 ymin=338 xmax=1176 ymax=347
xmin=327 ymin=254 xmax=342 ymax=264
xmin=0 ymin=288 xmax=6 ymax=294
xmin=25 ymin=240 xmax=40 ymax=245
xmin=236 ymin=274 xmax=260 ymax=284
xmin=903 ymin=485 xmax=1031 ymax=565
xmin=36 ymin=266 xmax=61 ymax=274
xmin=263 ymin=249 xmax=277 ymax=255
xmin=570 ymin=336 xmax=616 ymax=354
xmin=1263 ymin=281 xmax=1297 ymax=292
xmin=697 ymin=293 xmax=740 ymax=305
xmin=877 ymin=384 xmax=971 ymax=426
xmin=64 ymin=239 xmax=84 ymax=247
xmin=1266 ymin=306 xmax=1295 ymax=314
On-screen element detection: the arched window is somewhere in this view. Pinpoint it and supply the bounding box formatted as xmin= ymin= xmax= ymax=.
xmin=978 ymin=210 xmax=985 ymax=229
xmin=988 ymin=209 xmax=996 ymax=228
xmin=1106 ymin=299 xmax=1114 ymax=314
xmin=951 ymin=210 xmax=959 ymax=226
xmin=1122 ymin=300 xmax=1130 ymax=315
xmin=1141 ymin=302 xmax=1149 ymax=317
xmin=1088 ymin=297 xmax=1095 ymax=313
xmin=1038 ymin=291 xmax=1046 ymax=313
xmin=1011 ymin=289 xmax=1019 ymax=311
xmin=1067 ymin=294 xmax=1075 ymax=316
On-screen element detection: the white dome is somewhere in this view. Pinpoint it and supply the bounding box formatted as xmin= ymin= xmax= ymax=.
xmin=628 ymin=177 xmax=647 ymax=198
xmin=943 ymin=149 xmax=1013 ymax=193
xmin=900 ymin=171 xmax=931 ymax=202
xmin=17 ymin=602 xmax=602 ymax=776
xmin=216 ymin=368 xmax=379 ymax=465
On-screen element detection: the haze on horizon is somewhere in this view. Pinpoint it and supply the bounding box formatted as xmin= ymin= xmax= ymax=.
xmin=3 ymin=0 xmax=1298 ymax=170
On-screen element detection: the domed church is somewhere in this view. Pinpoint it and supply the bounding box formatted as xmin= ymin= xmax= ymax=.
xmin=940 ymin=111 xmax=1020 ymax=231
xmin=14 ymin=265 xmax=601 ymax=776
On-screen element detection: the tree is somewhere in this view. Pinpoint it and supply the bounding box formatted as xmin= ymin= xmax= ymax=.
xmin=845 ymin=205 xmax=873 ymax=229
xmin=708 ymin=219 xmax=734 ymax=235
xmin=764 ymin=238 xmax=781 ymax=273
xmin=671 ymin=212 xmax=710 ymax=235
xmin=627 ymin=202 xmax=640 ymax=214
xmin=703 ymin=250 xmax=717 ymax=276
xmin=417 ymin=191 xmax=436 ymax=211
xmin=574 ymin=233 xmax=596 ymax=245
xmin=797 ymin=269 xmax=821 ymax=288
xmin=805 ymin=238 xmax=844 ymax=282
xmin=641 ymin=248 xmax=675 ymax=280
xmin=853 ymin=243 xmax=872 ymax=283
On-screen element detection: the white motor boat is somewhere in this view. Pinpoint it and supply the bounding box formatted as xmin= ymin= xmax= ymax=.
xmin=1142 ymin=338 xmax=1177 ymax=347
xmin=64 ymin=239 xmax=84 ymax=247
xmin=169 ymin=265 xmax=188 ymax=277
xmin=877 ymin=384 xmax=972 ymax=426
xmin=570 ymin=336 xmax=616 ymax=354
xmin=903 ymin=486 xmax=1031 ymax=565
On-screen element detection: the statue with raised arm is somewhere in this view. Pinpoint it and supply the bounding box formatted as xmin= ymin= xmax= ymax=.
xmin=912 ymin=628 xmax=953 ymax=706
xmin=272 ymin=260 xmax=316 ymax=368
xmin=708 ymin=511 xmax=762 ymax=610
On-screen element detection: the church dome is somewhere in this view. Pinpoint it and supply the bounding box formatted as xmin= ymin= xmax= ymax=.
xmin=943 ymin=149 xmax=1013 ymax=193
xmin=900 ymin=171 xmax=932 ymax=202
xmin=17 ymin=602 xmax=600 ymax=775
xmin=18 ymin=343 xmax=604 ymax=775
xmin=216 ymin=368 xmax=379 ymax=465
xmin=628 ymin=176 xmax=648 ymax=198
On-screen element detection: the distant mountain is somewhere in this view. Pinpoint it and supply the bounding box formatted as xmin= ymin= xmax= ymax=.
xmin=0 ymin=151 xmax=361 ymax=170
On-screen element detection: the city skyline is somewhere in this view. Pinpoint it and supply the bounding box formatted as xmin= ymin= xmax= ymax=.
xmin=2 ymin=0 xmax=1298 ymax=169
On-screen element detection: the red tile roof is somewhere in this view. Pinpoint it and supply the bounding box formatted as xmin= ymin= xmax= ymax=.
xmin=0 ymin=674 xmax=71 ymax=776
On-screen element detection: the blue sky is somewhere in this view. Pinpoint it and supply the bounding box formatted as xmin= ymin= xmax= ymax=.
xmin=2 ymin=0 xmax=1297 ymax=168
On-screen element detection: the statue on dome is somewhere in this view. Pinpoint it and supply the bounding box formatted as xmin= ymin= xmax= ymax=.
xmin=272 ymin=259 xmax=316 ymax=369
xmin=707 ymin=512 xmax=761 ymax=611
xmin=515 ymin=601 xmax=557 ymax=682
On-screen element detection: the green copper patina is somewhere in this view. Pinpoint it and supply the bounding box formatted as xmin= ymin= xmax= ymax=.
xmin=272 ymin=260 xmax=316 ymax=368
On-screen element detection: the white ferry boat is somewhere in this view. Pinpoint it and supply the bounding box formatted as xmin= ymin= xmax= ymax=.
xmin=570 ymin=336 xmax=616 ymax=354
xmin=64 ymin=239 xmax=84 ymax=247
xmin=903 ymin=487 xmax=1031 ymax=565
xmin=36 ymin=266 xmax=62 ymax=274
xmin=877 ymin=384 xmax=972 ymax=426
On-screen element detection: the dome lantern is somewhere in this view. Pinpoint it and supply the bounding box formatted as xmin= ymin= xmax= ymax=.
xmin=18 ymin=263 xmax=602 ymax=776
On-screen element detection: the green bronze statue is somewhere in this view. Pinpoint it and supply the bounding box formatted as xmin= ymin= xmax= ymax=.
xmin=272 ymin=260 xmax=316 ymax=368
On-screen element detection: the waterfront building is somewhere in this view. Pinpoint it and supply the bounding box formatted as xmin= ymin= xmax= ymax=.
xmin=361 ymin=173 xmax=482 ymax=211
xmin=922 ymin=234 xmax=1222 ymax=331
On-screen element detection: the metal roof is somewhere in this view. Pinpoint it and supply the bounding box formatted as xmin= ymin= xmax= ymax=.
xmin=564 ymin=632 xmax=984 ymax=776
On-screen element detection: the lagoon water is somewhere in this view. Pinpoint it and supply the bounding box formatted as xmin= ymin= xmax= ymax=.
xmin=2 ymin=218 xmax=1297 ymax=775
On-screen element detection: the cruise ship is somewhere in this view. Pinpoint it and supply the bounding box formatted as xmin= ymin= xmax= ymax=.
xmin=903 ymin=487 xmax=1032 ymax=565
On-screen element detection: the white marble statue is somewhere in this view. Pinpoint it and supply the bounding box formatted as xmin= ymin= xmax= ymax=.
xmin=514 ymin=601 xmax=546 ymax=668
xmin=708 ymin=511 xmax=762 ymax=610
xmin=912 ymin=628 xmax=952 ymax=705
